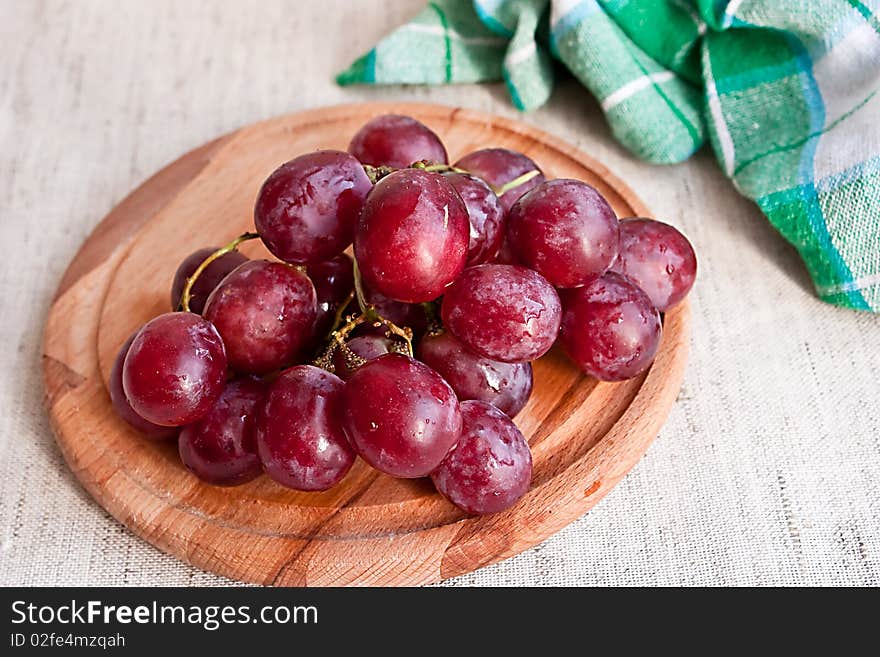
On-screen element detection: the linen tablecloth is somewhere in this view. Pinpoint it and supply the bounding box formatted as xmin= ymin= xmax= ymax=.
xmin=1 ymin=0 xmax=878 ymax=586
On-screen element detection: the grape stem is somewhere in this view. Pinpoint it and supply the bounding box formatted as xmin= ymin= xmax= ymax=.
xmin=346 ymin=302 xmax=414 ymax=357
xmin=326 ymin=290 xmax=355 ymax=339
xmin=493 ymin=169 xmax=540 ymax=197
xmin=179 ymin=232 xmax=259 ymax=313
xmin=313 ymin=264 xmax=415 ymax=372
xmin=352 ymin=259 xmax=368 ymax=314
xmin=351 ymin=259 xmax=413 ymax=354
xmin=362 ymin=164 xmax=397 ymax=184
xmin=362 ymin=161 xmax=538 ymax=199
xmin=411 ymin=161 xmax=468 ymax=175
xmin=362 ymin=161 xmax=468 ymax=184
xmin=378 ymin=317 xmax=414 ymax=353
xmin=421 ymin=301 xmax=443 ymax=336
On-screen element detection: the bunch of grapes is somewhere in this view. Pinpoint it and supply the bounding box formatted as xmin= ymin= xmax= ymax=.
xmin=111 ymin=114 xmax=697 ymax=516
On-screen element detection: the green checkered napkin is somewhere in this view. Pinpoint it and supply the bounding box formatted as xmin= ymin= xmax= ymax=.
xmin=338 ymin=0 xmax=880 ymax=312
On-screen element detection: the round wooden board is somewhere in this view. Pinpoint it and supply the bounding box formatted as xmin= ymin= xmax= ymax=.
xmin=42 ymin=103 xmax=689 ymax=586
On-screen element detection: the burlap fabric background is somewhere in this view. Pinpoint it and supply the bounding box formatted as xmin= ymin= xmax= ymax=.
xmin=1 ymin=0 xmax=878 ymax=586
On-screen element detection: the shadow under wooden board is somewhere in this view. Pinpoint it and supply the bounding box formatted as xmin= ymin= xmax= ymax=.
xmin=42 ymin=102 xmax=689 ymax=586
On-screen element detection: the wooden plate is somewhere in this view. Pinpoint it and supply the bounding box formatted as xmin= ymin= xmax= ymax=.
xmin=42 ymin=103 xmax=689 ymax=586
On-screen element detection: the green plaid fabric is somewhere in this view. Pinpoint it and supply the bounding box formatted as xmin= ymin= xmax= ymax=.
xmin=338 ymin=0 xmax=880 ymax=312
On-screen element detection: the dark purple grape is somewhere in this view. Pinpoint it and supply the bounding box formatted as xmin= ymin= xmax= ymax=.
xmin=492 ymin=235 xmax=521 ymax=265
xmin=109 ymin=333 xmax=178 ymax=439
xmin=508 ymin=179 xmax=619 ymax=288
xmin=559 ymin=272 xmax=662 ymax=381
xmin=178 ymin=377 xmax=265 ymax=486
xmin=332 ymin=333 xmax=396 ymax=380
xmin=431 ymin=400 xmax=532 ymax=515
xmin=307 ymin=253 xmax=355 ymax=340
xmin=355 ymin=169 xmax=469 ymax=303
xmin=454 ymin=148 xmax=545 ymax=213
xmin=444 ymin=172 xmax=505 ymax=266
xmin=611 ymin=218 xmax=697 ymax=311
xmin=122 ymin=312 xmax=227 ymax=426
xmin=441 ymin=264 xmax=561 ymax=363
xmin=257 ymin=365 xmax=356 ymax=491
xmin=348 ymin=114 xmax=448 ymax=167
xmin=203 ymin=260 xmax=316 ymax=374
xmin=417 ymin=331 xmax=532 ymax=418
xmin=170 ymin=247 xmax=248 ymax=314
xmin=254 ymin=150 xmax=372 ymax=264
xmin=362 ymin=284 xmax=428 ymax=337
xmin=341 ymin=354 xmax=462 ymax=478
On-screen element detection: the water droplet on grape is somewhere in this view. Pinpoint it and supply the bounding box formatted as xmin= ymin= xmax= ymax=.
xmin=610 ymin=219 xmax=696 ymax=311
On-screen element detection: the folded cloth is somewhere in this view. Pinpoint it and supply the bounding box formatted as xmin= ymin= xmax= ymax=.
xmin=338 ymin=0 xmax=880 ymax=312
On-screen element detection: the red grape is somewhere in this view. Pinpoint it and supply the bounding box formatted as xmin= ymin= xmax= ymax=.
xmin=254 ymin=150 xmax=372 ymax=264
xmin=508 ymin=179 xmax=619 ymax=288
xmin=203 ymin=260 xmax=316 ymax=374
xmin=307 ymin=253 xmax=355 ymax=340
xmin=355 ymin=168 xmax=469 ymax=303
xmin=431 ymin=400 xmax=532 ymax=515
xmin=178 ymin=377 xmax=265 ymax=486
xmin=417 ymin=331 xmax=532 ymax=418
xmin=559 ymin=272 xmax=662 ymax=381
xmin=109 ymin=333 xmax=178 ymax=439
xmin=332 ymin=333 xmax=396 ymax=380
xmin=122 ymin=312 xmax=227 ymax=426
xmin=441 ymin=264 xmax=561 ymax=362
xmin=348 ymin=114 xmax=448 ymax=168
xmin=257 ymin=365 xmax=355 ymax=491
xmin=611 ymin=218 xmax=697 ymax=311
xmin=341 ymin=353 xmax=462 ymax=478
xmin=445 ymin=172 xmax=505 ymax=266
xmin=454 ymin=148 xmax=545 ymax=213
xmin=170 ymin=247 xmax=248 ymax=314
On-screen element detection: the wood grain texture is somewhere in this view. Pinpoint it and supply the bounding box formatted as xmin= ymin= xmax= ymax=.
xmin=42 ymin=102 xmax=689 ymax=586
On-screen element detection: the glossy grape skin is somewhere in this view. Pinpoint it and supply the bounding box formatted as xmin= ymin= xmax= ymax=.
xmin=109 ymin=333 xmax=178 ymax=439
xmin=348 ymin=114 xmax=448 ymax=168
xmin=508 ymin=179 xmax=619 ymax=288
xmin=559 ymin=272 xmax=662 ymax=381
xmin=417 ymin=331 xmax=532 ymax=418
xmin=122 ymin=312 xmax=227 ymax=426
xmin=256 ymin=365 xmax=355 ymax=491
xmin=355 ymin=169 xmax=469 ymax=303
xmin=178 ymin=377 xmax=265 ymax=486
xmin=454 ymin=148 xmax=545 ymax=214
xmin=441 ymin=264 xmax=562 ymax=363
xmin=254 ymin=150 xmax=372 ymax=264
xmin=332 ymin=333 xmax=396 ymax=380
xmin=445 ymin=173 xmax=505 ymax=266
xmin=431 ymin=400 xmax=532 ymax=515
xmin=611 ymin=218 xmax=697 ymax=311
xmin=341 ymin=354 xmax=462 ymax=478
xmin=203 ymin=260 xmax=316 ymax=374
xmin=170 ymin=248 xmax=248 ymax=314
xmin=307 ymin=253 xmax=355 ymax=340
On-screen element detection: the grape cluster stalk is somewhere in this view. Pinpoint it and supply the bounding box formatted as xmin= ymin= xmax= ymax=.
xmin=111 ymin=113 xmax=697 ymax=515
